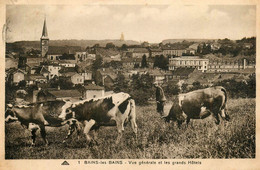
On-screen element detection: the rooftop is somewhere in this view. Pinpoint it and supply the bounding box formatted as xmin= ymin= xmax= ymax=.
xmin=48 ymin=90 xmax=82 ymax=98
xmin=84 ymin=84 xmax=104 ymax=90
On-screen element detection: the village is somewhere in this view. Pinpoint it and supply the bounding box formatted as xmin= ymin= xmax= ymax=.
xmin=5 ymin=18 xmax=256 ymax=104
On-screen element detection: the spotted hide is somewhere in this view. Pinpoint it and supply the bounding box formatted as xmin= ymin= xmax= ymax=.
xmin=58 ymin=92 xmax=137 ymax=144
xmin=162 ymin=86 xmax=230 ymax=126
xmin=5 ymin=101 xmax=80 ymax=146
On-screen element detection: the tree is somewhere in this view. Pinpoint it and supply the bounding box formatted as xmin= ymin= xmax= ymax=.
xmin=92 ymin=55 xmax=103 ymax=71
xmin=92 ymin=44 xmax=100 ymax=48
xmin=106 ymin=42 xmax=116 ymax=49
xmin=141 ymin=55 xmax=148 ymax=68
xmin=153 ymin=55 xmax=168 ymax=70
xmin=165 ymin=81 xmax=180 ymax=96
xmin=18 ymin=80 xmax=26 ymax=88
xmin=113 ymin=73 xmax=128 ymax=92
xmin=129 ymin=73 xmax=154 ymax=105
xmin=121 ymin=44 xmax=128 ymax=50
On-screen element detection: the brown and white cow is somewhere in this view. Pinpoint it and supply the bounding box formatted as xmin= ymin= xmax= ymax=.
xmin=5 ymin=100 xmax=80 ymax=146
xmin=58 ymin=92 xmax=138 ymax=144
xmin=158 ymin=86 xmax=230 ymax=126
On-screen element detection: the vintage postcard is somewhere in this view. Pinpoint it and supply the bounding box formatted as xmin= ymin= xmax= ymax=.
xmin=0 ymin=0 xmax=259 ymax=169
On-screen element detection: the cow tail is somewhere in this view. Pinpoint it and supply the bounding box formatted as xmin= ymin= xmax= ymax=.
xmin=220 ymin=87 xmax=227 ymax=110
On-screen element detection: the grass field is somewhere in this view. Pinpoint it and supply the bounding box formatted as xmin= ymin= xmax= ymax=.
xmin=5 ymin=98 xmax=255 ymax=159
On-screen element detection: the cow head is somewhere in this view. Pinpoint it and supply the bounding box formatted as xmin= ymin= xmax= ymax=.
xmin=58 ymin=101 xmax=74 ymax=121
xmin=5 ymin=104 xmax=18 ymax=123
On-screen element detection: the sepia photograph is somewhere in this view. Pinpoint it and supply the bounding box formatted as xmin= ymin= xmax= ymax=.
xmin=1 ymin=1 xmax=259 ymax=168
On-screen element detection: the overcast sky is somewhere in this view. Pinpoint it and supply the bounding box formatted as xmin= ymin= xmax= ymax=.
xmin=6 ymin=5 xmax=256 ymax=43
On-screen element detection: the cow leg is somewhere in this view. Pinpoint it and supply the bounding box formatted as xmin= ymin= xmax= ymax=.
xmin=213 ymin=111 xmax=220 ymax=125
xmin=177 ymin=120 xmax=183 ymax=128
xmin=63 ymin=123 xmax=76 ymax=143
xmin=83 ymin=119 xmax=96 ymax=144
xmin=30 ymin=128 xmax=38 ymax=146
xmin=186 ymin=117 xmax=190 ymax=127
xmin=39 ymin=125 xmax=48 ymax=146
xmin=220 ymin=109 xmax=230 ymax=121
xmin=116 ymin=120 xmax=124 ymax=145
xmin=75 ymin=121 xmax=81 ymax=140
xmin=28 ymin=123 xmax=39 ymax=146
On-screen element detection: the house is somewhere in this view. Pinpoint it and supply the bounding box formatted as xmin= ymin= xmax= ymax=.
xmin=162 ymin=47 xmax=187 ymax=56
xmin=47 ymin=46 xmax=81 ymax=60
xmin=47 ymin=54 xmax=61 ymax=61
xmin=58 ymin=60 xmax=76 ymax=67
xmin=78 ymin=69 xmax=93 ymax=82
xmin=10 ymin=69 xmax=26 ymax=85
xmin=149 ymin=48 xmax=163 ymax=57
xmin=208 ymin=58 xmax=255 ymax=73
xmin=46 ymin=89 xmax=82 ymax=101
xmin=168 ymin=56 xmax=209 ymax=72
xmin=18 ymin=55 xmax=44 ymax=69
xmin=75 ymin=51 xmax=88 ymax=62
xmin=44 ymin=64 xmax=62 ymax=79
xmin=188 ymin=43 xmax=200 ymax=51
xmin=147 ymin=69 xmax=173 ymax=85
xmin=5 ymin=57 xmax=18 ymax=69
xmin=131 ymin=48 xmax=149 ymax=58
xmin=185 ymin=48 xmax=196 ymax=55
xmin=96 ymin=68 xmax=118 ymax=89
xmin=122 ymin=58 xmax=142 ymax=69
xmin=25 ymin=74 xmax=47 ymax=85
xmin=83 ymin=84 xmax=105 ymax=99
xmin=172 ymin=68 xmax=195 ymax=79
xmin=70 ymin=73 xmax=84 ymax=85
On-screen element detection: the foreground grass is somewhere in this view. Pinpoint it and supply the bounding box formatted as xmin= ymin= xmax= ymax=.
xmin=5 ymin=98 xmax=255 ymax=159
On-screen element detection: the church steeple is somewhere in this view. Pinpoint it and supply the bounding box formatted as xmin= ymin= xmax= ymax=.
xmin=41 ymin=17 xmax=49 ymax=57
xmin=41 ymin=17 xmax=48 ymax=38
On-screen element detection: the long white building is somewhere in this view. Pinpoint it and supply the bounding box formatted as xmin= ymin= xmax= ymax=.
xmin=169 ymin=56 xmax=209 ymax=72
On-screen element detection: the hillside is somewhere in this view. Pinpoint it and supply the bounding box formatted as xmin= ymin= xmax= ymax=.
xmin=162 ymin=39 xmax=217 ymax=44
xmin=7 ymin=39 xmax=140 ymax=50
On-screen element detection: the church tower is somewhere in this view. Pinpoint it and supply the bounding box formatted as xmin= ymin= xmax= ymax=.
xmin=120 ymin=32 xmax=124 ymax=41
xmin=41 ymin=17 xmax=49 ymax=57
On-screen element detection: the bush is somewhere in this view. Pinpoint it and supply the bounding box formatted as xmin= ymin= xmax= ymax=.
xmin=214 ymin=74 xmax=255 ymax=98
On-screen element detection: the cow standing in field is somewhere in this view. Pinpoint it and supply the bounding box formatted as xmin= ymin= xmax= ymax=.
xmin=5 ymin=100 xmax=80 ymax=146
xmin=58 ymin=92 xmax=138 ymax=145
xmin=156 ymin=86 xmax=230 ymax=126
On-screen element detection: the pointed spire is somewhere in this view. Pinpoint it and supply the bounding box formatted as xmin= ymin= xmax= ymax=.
xmin=41 ymin=16 xmax=48 ymax=38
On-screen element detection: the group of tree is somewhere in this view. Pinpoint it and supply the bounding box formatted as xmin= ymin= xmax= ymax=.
xmin=214 ymin=74 xmax=255 ymax=98
xmin=197 ymin=43 xmax=212 ymax=55
xmin=113 ymin=73 xmax=154 ymax=105
xmin=153 ymin=55 xmax=169 ymax=70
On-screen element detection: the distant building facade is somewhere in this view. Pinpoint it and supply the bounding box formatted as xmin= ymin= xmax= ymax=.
xmin=169 ymin=56 xmax=209 ymax=72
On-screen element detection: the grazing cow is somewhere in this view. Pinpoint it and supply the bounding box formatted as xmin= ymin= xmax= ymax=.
xmin=58 ymin=92 xmax=138 ymax=144
xmin=5 ymin=100 xmax=80 ymax=146
xmin=158 ymin=86 xmax=230 ymax=126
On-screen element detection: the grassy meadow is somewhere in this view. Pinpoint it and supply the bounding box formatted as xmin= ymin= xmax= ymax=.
xmin=5 ymin=98 xmax=255 ymax=159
